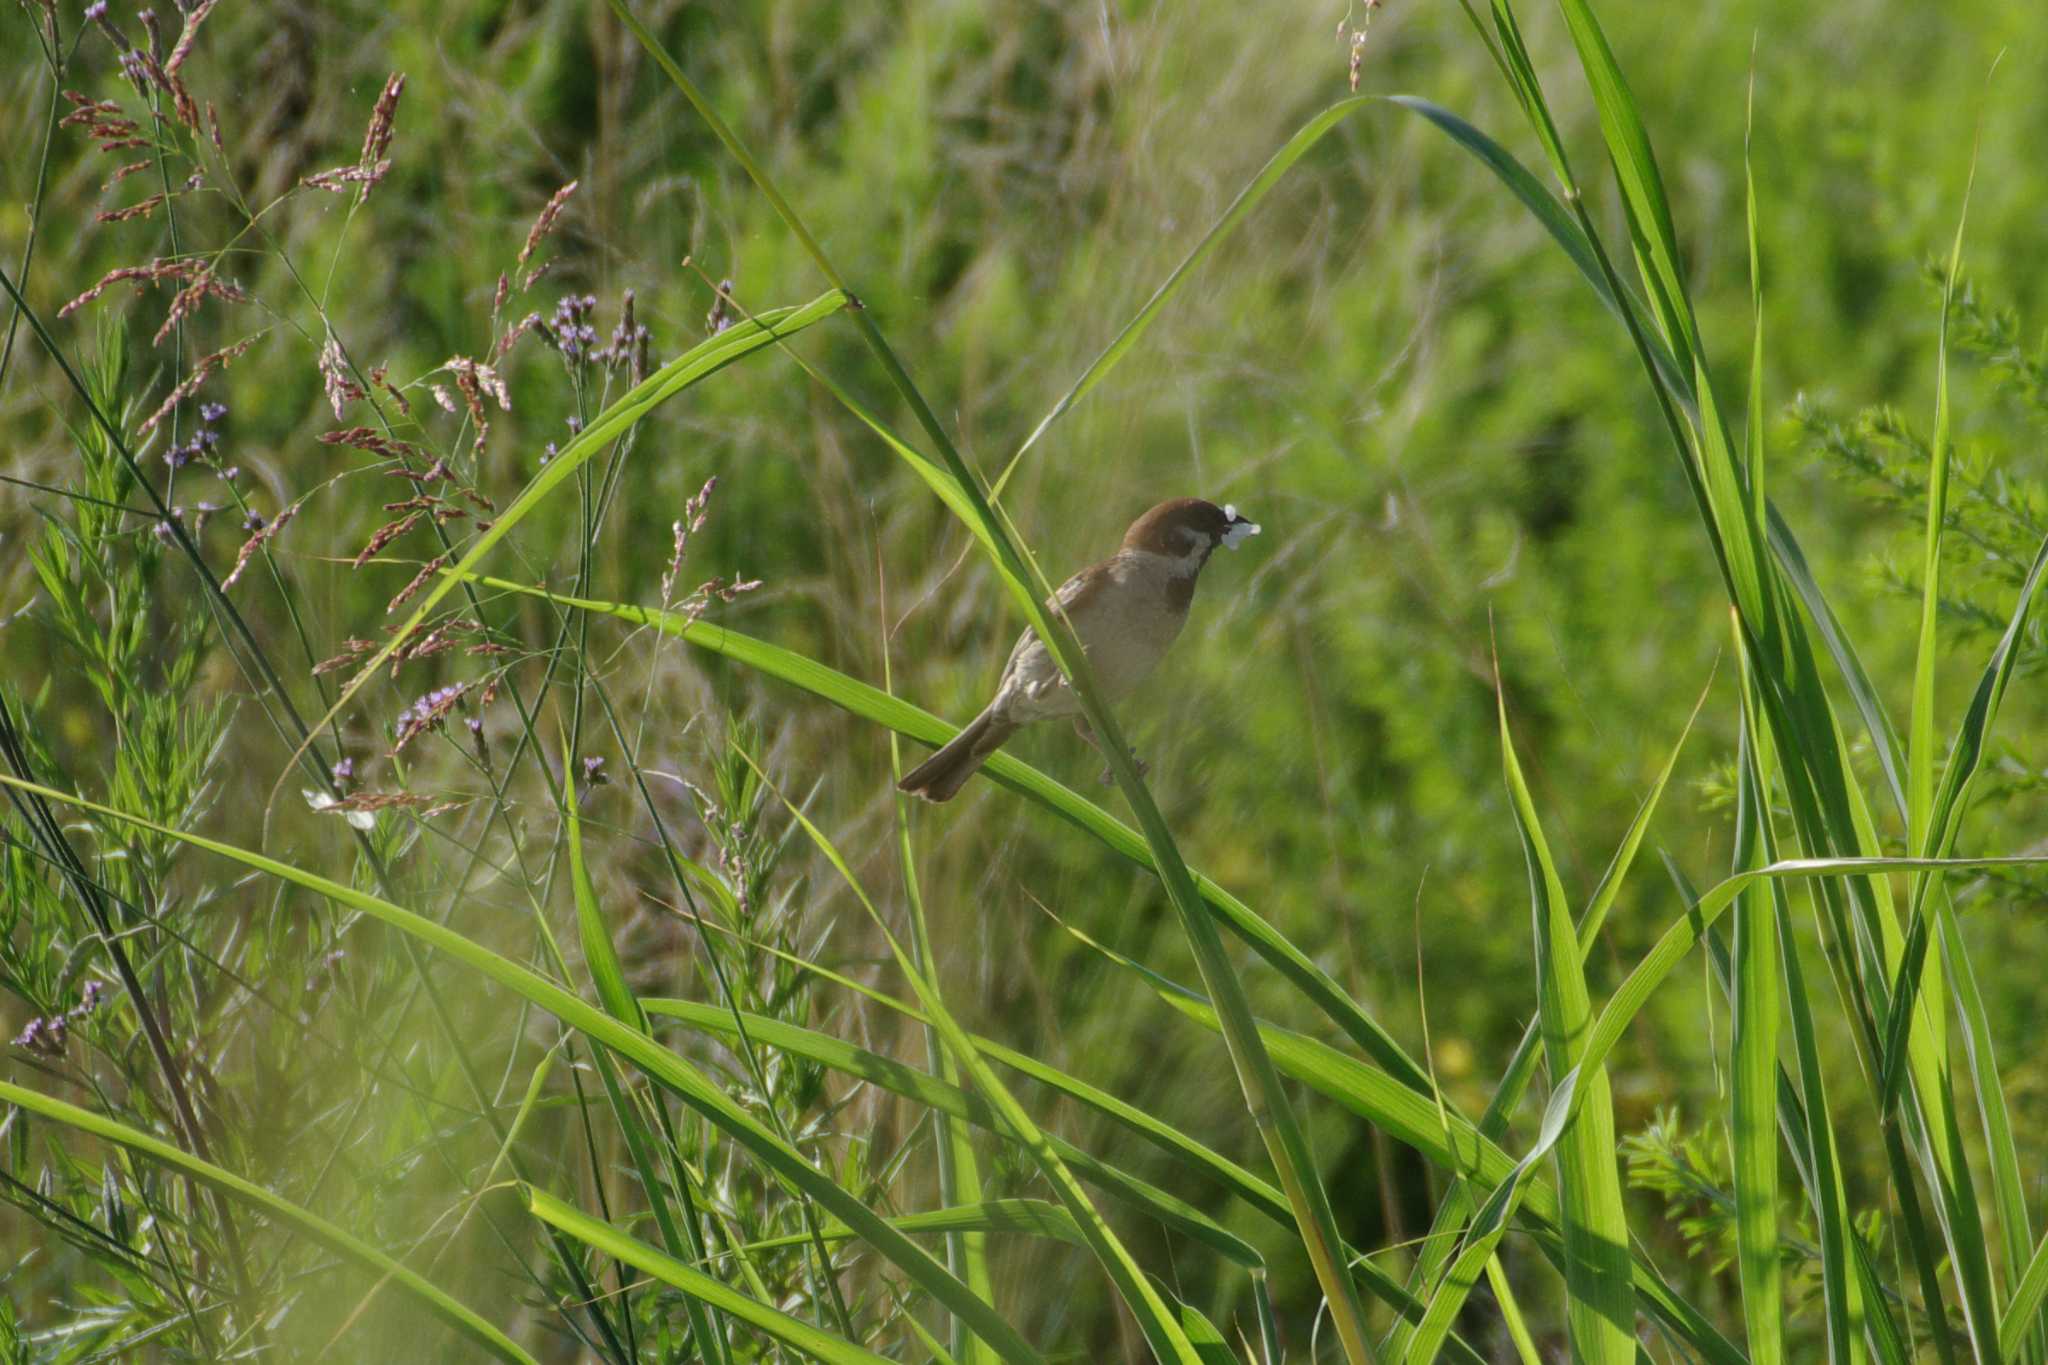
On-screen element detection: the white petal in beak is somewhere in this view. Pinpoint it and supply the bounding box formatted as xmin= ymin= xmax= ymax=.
xmin=1220 ymin=507 xmax=1261 ymax=550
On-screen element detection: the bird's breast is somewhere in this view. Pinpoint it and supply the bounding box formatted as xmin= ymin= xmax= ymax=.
xmin=1073 ymin=555 xmax=1192 ymax=698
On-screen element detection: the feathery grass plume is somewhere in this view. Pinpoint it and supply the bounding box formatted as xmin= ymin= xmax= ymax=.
xmin=356 ymin=73 xmax=405 ymax=202
xmin=220 ymin=497 xmax=300 ymax=589
xmin=516 ymin=179 xmax=578 ymax=289
xmin=59 ymin=258 xmax=206 ymax=316
xmin=152 ymin=267 xmax=247 ymax=344
xmin=318 ymin=336 xmax=366 ymax=416
xmin=137 ymin=333 xmax=258 ymax=433
xmin=164 ymin=0 xmax=218 ymax=76
xmin=318 ymin=426 xmax=430 ymax=461
xmin=93 ymin=192 xmax=165 ymax=223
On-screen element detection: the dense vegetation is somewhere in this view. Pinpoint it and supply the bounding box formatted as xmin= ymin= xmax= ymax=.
xmin=5 ymin=1 xmax=2048 ymax=1360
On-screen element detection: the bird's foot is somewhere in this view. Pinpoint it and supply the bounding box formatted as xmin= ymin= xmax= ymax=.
xmin=1098 ymin=756 xmax=1148 ymax=786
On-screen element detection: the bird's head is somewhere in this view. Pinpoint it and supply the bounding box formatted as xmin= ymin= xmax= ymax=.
xmin=1121 ymin=497 xmax=1262 ymax=571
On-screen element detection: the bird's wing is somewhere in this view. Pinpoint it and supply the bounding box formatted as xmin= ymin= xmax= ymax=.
xmin=998 ymin=558 xmax=1117 ymax=681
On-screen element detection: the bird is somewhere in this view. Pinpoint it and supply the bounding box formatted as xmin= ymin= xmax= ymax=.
xmin=898 ymin=497 xmax=1261 ymax=802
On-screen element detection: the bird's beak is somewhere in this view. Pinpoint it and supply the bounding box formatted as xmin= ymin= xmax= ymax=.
xmin=1220 ymin=504 xmax=1261 ymax=550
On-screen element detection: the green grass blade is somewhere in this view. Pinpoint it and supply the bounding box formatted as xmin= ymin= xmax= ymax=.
xmin=1942 ymin=889 xmax=2039 ymax=1356
xmin=1665 ymin=850 xmax=1865 ymax=1364
xmin=1762 ymin=506 xmax=1907 ymax=817
xmin=887 ymin=697 xmax=994 ymax=1361
xmin=2003 ymin=1232 xmax=2048 ymax=1359
xmin=0 ymin=1079 xmax=537 ymax=1365
xmin=524 ymin=1186 xmax=890 ymax=1365
xmin=566 ymin=765 xmax=644 ymax=1030
xmin=737 ymin=1201 xmax=1085 ymax=1255
xmin=1497 ymin=686 xmax=1635 ymax=1364
xmin=1910 ymin=154 xmax=1976 ymax=862
xmin=1731 ymin=668 xmax=1783 ymax=1363
xmin=1879 ymin=530 xmax=2048 ymax=1106
xmin=0 ymin=772 xmax=1044 ymax=1365
xmin=1403 ymin=1168 xmax=1528 ymax=1364
xmin=1552 ymin=0 xmax=1698 ymax=371
xmin=567 ymin=761 xmax=727 ymax=1360
xmin=1775 ymin=888 xmax=1862 ymax=1362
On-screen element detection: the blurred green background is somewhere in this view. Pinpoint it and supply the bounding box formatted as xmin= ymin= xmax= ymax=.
xmin=7 ymin=0 xmax=2048 ymax=1355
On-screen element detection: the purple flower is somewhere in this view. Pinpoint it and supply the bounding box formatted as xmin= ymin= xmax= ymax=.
xmin=333 ymin=756 xmax=354 ymax=782
xmin=242 ymin=509 xmax=265 ymax=531
xmin=84 ymin=0 xmax=108 ymax=18
xmin=582 ymin=754 xmax=608 ymax=785
xmin=221 ymin=465 xmax=240 ymax=481
xmin=199 ymin=401 xmax=227 ymax=424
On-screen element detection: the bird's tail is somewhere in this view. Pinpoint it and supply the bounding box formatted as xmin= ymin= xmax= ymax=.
xmin=898 ymin=707 xmax=1016 ymax=802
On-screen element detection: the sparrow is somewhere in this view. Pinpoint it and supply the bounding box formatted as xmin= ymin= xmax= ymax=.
xmin=898 ymin=497 xmax=1261 ymax=802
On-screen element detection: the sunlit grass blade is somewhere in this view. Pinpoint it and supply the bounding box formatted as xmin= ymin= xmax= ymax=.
xmin=1403 ymin=1164 xmax=1528 ymax=1364
xmin=0 ymin=771 xmax=1044 ymax=1365
xmin=2004 ymin=1232 xmax=2048 ymax=1360
xmin=1909 ymin=143 xmax=1976 ymax=865
xmin=1731 ymin=661 xmax=1783 ymax=1363
xmin=524 ymin=1186 xmax=891 ymax=1365
xmin=0 ymin=1079 xmax=537 ymax=1365
xmin=1496 ymin=684 xmax=1634 ymax=1364
xmin=744 ymin=752 xmax=1205 ymax=1364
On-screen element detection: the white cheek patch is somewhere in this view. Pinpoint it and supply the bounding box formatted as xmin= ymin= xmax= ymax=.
xmin=1220 ymin=507 xmax=1261 ymax=550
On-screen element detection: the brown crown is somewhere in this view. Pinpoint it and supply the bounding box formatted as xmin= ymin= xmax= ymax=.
xmin=1120 ymin=498 xmax=1235 ymax=556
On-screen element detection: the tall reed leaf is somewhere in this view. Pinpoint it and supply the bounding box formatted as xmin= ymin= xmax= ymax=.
xmin=1497 ymin=686 xmax=1634 ymax=1364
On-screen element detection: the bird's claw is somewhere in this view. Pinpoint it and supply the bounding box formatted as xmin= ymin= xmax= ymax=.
xmin=1099 ymin=757 xmax=1148 ymax=786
